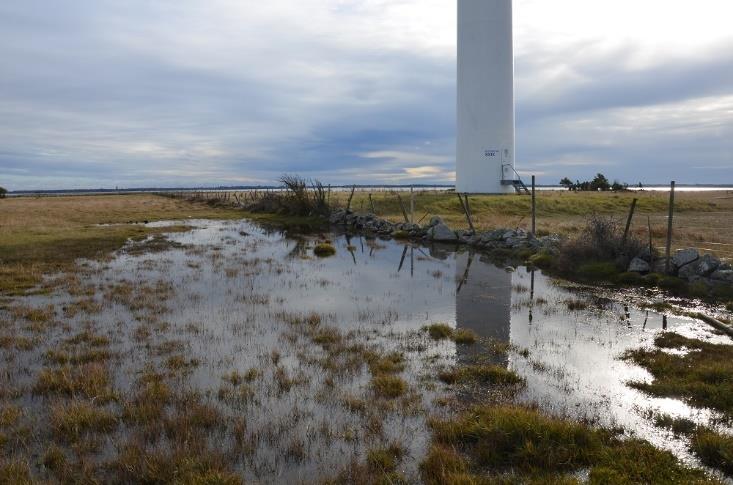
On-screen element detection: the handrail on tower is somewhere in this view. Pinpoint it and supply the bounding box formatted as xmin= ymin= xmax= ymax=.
xmin=501 ymin=164 xmax=530 ymax=195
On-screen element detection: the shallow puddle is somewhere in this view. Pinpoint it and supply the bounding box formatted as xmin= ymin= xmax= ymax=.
xmin=3 ymin=218 xmax=731 ymax=481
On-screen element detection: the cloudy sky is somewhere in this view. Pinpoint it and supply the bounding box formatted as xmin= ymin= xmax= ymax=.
xmin=1 ymin=0 xmax=732 ymax=190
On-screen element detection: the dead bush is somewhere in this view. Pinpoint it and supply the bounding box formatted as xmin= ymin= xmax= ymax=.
xmin=556 ymin=215 xmax=646 ymax=273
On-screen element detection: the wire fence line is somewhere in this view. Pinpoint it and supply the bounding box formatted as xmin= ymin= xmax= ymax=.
xmin=164 ymin=186 xmax=733 ymax=263
xmin=629 ymin=209 xmax=733 ymax=262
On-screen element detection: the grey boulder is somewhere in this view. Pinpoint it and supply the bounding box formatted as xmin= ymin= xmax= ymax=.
xmin=678 ymin=254 xmax=721 ymax=280
xmin=427 ymin=223 xmax=458 ymax=242
xmin=672 ymin=248 xmax=699 ymax=268
xmin=427 ymin=216 xmax=444 ymax=227
xmin=628 ymin=257 xmax=651 ymax=273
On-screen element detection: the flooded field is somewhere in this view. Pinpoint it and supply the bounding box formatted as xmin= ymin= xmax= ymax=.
xmin=1 ymin=218 xmax=731 ymax=483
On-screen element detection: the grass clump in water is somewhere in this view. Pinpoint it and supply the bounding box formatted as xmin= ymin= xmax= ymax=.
xmin=422 ymin=405 xmax=715 ymax=484
xmin=367 ymin=352 xmax=406 ymax=375
xmin=452 ymin=329 xmax=477 ymax=345
xmin=0 ymin=461 xmax=33 ymax=484
xmin=424 ymin=324 xmax=478 ymax=345
xmin=0 ymin=406 xmax=22 ymax=427
xmin=311 ymin=327 xmax=342 ymax=348
xmin=425 ymin=323 xmax=454 ymax=340
xmin=222 ymin=369 xmax=259 ymax=386
xmin=122 ymin=371 xmax=171 ymax=424
xmin=51 ymin=401 xmax=117 ymax=441
xmin=42 ymin=445 xmax=68 ymax=474
xmin=438 ymin=365 xmax=524 ymax=387
xmin=108 ymin=444 xmax=241 ymax=485
xmin=314 ymin=243 xmax=336 ymax=257
xmin=165 ymin=355 xmax=200 ymax=372
xmin=371 ymin=375 xmax=407 ymax=399
xmin=366 ymin=444 xmax=404 ymax=473
xmin=623 ymin=333 xmax=733 ymax=417
xmin=44 ymin=348 xmax=111 ymax=365
xmin=691 ymin=428 xmax=733 ymax=476
xmin=654 ymin=413 xmax=697 ymax=435
xmin=34 ymin=364 xmax=117 ymax=402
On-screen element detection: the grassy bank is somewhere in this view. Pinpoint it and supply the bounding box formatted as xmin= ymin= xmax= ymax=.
xmin=0 ymin=195 xmax=247 ymax=295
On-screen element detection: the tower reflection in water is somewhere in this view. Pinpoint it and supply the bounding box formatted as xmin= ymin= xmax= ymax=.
xmin=454 ymin=250 xmax=514 ymax=366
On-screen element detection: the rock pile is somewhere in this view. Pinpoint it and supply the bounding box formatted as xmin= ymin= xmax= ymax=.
xmin=328 ymin=209 xmax=560 ymax=254
xmin=627 ymin=247 xmax=733 ymax=290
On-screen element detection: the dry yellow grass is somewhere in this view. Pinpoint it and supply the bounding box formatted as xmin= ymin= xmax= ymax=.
xmin=0 ymin=194 xmax=244 ymax=294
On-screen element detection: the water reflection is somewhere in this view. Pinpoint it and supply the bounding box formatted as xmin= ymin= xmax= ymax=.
xmin=134 ymin=222 xmax=733 ymax=471
xmin=455 ymin=250 xmax=512 ymax=364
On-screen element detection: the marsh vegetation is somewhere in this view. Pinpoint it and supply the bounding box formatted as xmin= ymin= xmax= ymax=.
xmin=1 ymin=195 xmax=732 ymax=483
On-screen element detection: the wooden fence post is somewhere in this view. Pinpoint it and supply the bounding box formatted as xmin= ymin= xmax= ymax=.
xmin=410 ymin=186 xmax=415 ymax=224
xmin=647 ymin=215 xmax=654 ymax=267
xmin=397 ymin=194 xmax=410 ymax=223
xmin=457 ymin=193 xmax=475 ymax=233
xmin=622 ymin=198 xmax=638 ymax=245
xmin=463 ymin=194 xmax=475 ymax=233
xmin=665 ymin=181 xmax=676 ymax=274
xmin=531 ymin=175 xmax=536 ymax=237
xmin=368 ymin=193 xmax=376 ymax=214
xmin=346 ymin=185 xmax=356 ymax=212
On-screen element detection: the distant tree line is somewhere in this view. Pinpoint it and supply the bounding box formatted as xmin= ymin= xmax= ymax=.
xmin=0 ymin=186 xmax=7 ymax=199
xmin=559 ymin=174 xmax=630 ymax=192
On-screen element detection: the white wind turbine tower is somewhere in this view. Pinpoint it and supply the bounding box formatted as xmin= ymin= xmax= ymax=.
xmin=456 ymin=0 xmax=527 ymax=194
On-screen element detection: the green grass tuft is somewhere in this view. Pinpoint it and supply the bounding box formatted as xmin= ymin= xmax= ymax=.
xmin=51 ymin=401 xmax=117 ymax=441
xmin=371 ymin=375 xmax=407 ymax=399
xmin=654 ymin=414 xmax=697 ymax=435
xmin=690 ymin=428 xmax=733 ymax=475
xmin=314 ymin=243 xmax=337 ymax=257
xmin=438 ymin=365 xmax=524 ymax=387
xmin=367 ymin=352 xmax=406 ymax=375
xmin=452 ymin=329 xmax=477 ymax=345
xmin=425 ymin=323 xmax=454 ymax=340
xmin=367 ymin=444 xmax=404 ymax=472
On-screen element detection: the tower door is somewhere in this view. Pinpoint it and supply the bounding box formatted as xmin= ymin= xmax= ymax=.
xmin=501 ymin=148 xmax=513 ymax=181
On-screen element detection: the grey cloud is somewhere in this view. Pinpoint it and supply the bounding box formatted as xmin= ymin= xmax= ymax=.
xmin=0 ymin=1 xmax=731 ymax=190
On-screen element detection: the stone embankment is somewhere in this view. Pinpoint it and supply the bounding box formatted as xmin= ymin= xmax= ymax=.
xmin=328 ymin=208 xmax=561 ymax=254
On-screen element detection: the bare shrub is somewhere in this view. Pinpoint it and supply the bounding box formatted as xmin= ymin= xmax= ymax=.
xmin=556 ymin=215 xmax=645 ymax=272
xmin=247 ymin=174 xmax=330 ymax=217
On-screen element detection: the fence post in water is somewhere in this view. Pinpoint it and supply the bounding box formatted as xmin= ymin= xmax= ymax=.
xmin=665 ymin=181 xmax=676 ymax=274
xmin=622 ymin=198 xmax=638 ymax=245
xmin=531 ymin=175 xmax=536 ymax=237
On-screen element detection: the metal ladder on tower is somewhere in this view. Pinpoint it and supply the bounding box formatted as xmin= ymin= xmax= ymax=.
xmin=501 ymin=165 xmax=531 ymax=195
